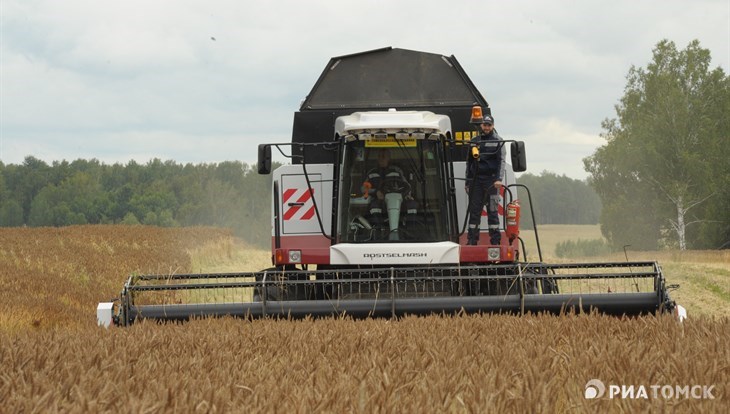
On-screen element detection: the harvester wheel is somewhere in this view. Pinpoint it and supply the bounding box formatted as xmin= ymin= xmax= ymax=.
xmin=253 ymin=267 xmax=312 ymax=302
xmin=310 ymin=269 xmax=341 ymax=301
xmin=453 ymin=265 xmax=541 ymax=296
xmin=502 ymin=267 xmax=540 ymax=295
xmin=521 ymin=270 xmax=540 ymax=295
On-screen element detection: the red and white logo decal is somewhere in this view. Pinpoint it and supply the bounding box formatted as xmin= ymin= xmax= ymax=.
xmin=282 ymin=188 xmax=315 ymax=221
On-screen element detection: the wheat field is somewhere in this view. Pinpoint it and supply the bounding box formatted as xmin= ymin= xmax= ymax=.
xmin=0 ymin=225 xmax=727 ymax=412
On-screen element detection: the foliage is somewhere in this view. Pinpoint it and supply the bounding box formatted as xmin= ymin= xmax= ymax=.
xmin=0 ymin=199 xmax=23 ymax=226
xmin=585 ymin=40 xmax=730 ymax=250
xmin=1 ymin=153 xmax=600 ymax=245
xmin=554 ymin=238 xmax=612 ymax=258
xmin=0 ymin=158 xmax=279 ymax=248
xmin=516 ymin=171 xmax=601 ymax=227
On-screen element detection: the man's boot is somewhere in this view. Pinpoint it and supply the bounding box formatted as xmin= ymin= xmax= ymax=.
xmin=467 ymin=228 xmax=479 ymax=245
xmin=489 ymin=230 xmax=501 ymax=246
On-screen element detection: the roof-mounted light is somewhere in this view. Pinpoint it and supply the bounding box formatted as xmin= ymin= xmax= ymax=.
xmin=395 ymin=131 xmax=410 ymax=140
xmin=374 ymin=131 xmax=387 ymax=140
xmin=470 ymin=105 xmax=484 ymax=124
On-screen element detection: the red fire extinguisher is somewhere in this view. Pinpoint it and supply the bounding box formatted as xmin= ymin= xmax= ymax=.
xmin=506 ymin=200 xmax=520 ymax=242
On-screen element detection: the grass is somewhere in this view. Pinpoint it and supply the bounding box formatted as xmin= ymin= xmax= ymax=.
xmin=515 ymin=225 xmax=730 ymax=318
xmin=188 ymin=236 xmax=272 ymax=273
xmin=185 ymin=237 xmax=271 ymax=304
xmin=519 ymin=224 xmax=604 ymax=261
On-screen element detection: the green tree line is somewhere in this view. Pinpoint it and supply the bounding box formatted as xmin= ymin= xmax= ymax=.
xmin=0 ymin=157 xmax=278 ymax=248
xmin=585 ymin=40 xmax=729 ymax=250
xmin=0 ymin=156 xmax=602 ymax=246
xmin=515 ymin=171 xmax=602 ymax=228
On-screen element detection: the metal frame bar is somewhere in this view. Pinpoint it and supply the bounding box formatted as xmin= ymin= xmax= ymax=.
xmin=128 ymin=292 xmax=663 ymax=321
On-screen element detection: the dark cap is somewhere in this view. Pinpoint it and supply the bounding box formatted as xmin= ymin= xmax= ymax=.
xmin=482 ymin=115 xmax=494 ymax=125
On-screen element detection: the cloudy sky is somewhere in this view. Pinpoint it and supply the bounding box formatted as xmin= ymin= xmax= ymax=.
xmin=2 ymin=0 xmax=728 ymax=179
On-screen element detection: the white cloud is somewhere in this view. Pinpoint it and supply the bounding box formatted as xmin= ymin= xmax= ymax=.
xmin=527 ymin=118 xmax=604 ymax=147
xmin=519 ymin=118 xmax=604 ymax=179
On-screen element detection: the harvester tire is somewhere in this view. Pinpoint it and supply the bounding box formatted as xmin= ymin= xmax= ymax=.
xmin=253 ymin=267 xmax=312 ymax=302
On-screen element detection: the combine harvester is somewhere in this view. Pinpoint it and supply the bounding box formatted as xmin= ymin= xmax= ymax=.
xmin=98 ymin=48 xmax=686 ymax=327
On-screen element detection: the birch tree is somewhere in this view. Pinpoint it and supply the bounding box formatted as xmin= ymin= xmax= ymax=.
xmin=585 ymin=40 xmax=729 ymax=250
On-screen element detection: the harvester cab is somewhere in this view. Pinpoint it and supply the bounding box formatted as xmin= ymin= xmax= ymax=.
xmin=264 ymin=109 xmax=523 ymax=269
xmin=339 ymin=129 xmax=441 ymax=244
xmin=98 ymin=47 xmax=685 ymax=326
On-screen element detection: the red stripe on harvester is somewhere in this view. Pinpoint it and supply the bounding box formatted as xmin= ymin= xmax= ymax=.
xmin=296 ymin=188 xmax=314 ymax=202
xmin=300 ymin=206 xmax=316 ymax=220
xmin=283 ymin=205 xmax=301 ymax=221
xmin=282 ymin=188 xmax=297 ymax=203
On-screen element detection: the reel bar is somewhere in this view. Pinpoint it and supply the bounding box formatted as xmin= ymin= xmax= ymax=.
xmin=117 ymin=261 xmax=673 ymax=325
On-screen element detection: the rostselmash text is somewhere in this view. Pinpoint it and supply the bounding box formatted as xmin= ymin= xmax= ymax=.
xmin=363 ymin=253 xmax=428 ymax=260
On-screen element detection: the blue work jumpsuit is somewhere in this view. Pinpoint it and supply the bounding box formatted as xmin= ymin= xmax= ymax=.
xmin=465 ymin=131 xmax=505 ymax=245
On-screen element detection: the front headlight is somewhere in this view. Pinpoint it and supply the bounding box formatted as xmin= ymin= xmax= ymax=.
xmin=288 ymin=250 xmax=302 ymax=263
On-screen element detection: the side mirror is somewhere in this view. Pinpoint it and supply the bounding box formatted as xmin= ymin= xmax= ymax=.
xmin=510 ymin=141 xmax=527 ymax=172
xmin=258 ymin=144 xmax=272 ymax=174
